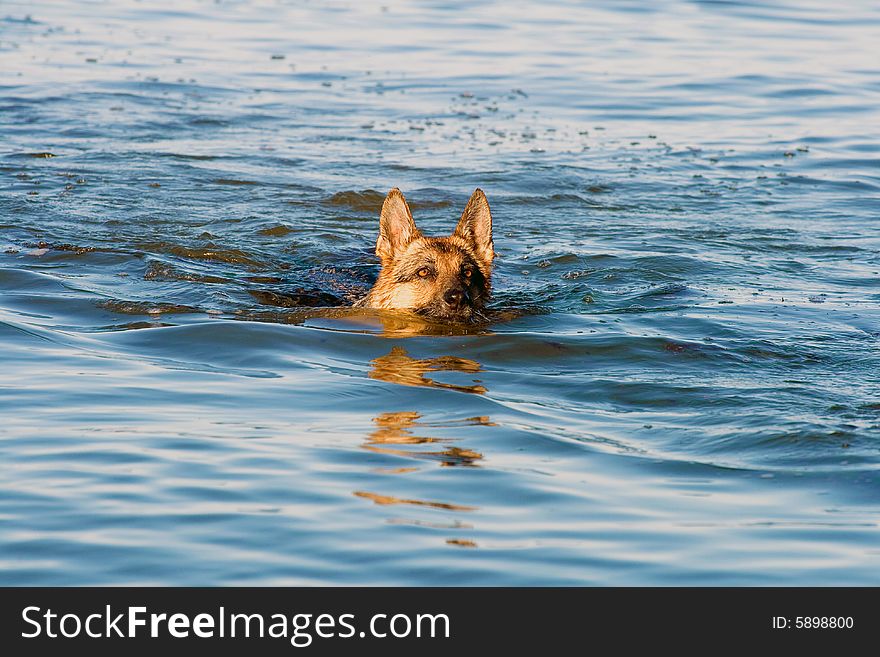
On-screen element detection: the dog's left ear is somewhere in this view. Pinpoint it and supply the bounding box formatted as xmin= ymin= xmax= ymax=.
xmin=454 ymin=188 xmax=494 ymax=266
xmin=376 ymin=188 xmax=420 ymax=261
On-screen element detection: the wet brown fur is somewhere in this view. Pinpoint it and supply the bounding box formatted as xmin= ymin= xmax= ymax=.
xmin=359 ymin=188 xmax=495 ymax=323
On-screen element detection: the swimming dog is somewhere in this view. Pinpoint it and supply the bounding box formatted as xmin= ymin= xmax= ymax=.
xmin=359 ymin=188 xmax=494 ymax=323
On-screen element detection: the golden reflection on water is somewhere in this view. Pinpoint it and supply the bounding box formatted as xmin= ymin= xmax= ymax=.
xmin=353 ymin=491 xmax=477 ymax=512
xmin=238 ymin=307 xmax=494 ymax=337
xmin=353 ymin=348 xmax=496 ymax=546
xmin=369 ymin=346 xmax=486 ymax=393
xmin=364 ymin=411 xmax=485 ymax=467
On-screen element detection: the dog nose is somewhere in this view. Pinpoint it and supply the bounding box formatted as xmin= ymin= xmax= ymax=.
xmin=444 ymin=289 xmax=465 ymax=306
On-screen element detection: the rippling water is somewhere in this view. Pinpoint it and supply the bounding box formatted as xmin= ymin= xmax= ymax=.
xmin=2 ymin=0 xmax=879 ymax=585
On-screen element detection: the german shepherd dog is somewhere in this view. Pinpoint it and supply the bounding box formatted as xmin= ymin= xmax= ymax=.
xmin=358 ymin=188 xmax=494 ymax=324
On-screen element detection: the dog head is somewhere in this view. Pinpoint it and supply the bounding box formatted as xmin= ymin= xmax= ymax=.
xmin=366 ymin=188 xmax=494 ymax=323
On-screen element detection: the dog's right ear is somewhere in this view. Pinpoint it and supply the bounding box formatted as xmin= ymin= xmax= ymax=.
xmin=376 ymin=188 xmax=420 ymax=261
xmin=454 ymin=188 xmax=494 ymax=268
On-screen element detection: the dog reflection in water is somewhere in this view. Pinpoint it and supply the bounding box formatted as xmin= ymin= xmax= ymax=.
xmin=353 ymin=347 xmax=494 ymax=519
xmin=368 ymin=346 xmax=486 ymax=394
xmin=363 ymin=410 xmax=490 ymax=469
xmin=354 ymin=412 xmax=491 ymax=512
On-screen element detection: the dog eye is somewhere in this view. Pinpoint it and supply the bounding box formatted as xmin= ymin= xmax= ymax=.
xmin=417 ymin=267 xmax=431 ymax=278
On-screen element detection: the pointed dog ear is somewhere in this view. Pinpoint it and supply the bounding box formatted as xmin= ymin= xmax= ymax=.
xmin=376 ymin=188 xmax=420 ymax=260
xmin=454 ymin=188 xmax=494 ymax=267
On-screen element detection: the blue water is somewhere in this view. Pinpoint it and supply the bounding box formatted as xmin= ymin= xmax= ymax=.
xmin=1 ymin=0 xmax=879 ymax=585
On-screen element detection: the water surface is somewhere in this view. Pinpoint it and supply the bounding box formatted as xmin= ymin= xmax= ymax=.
xmin=1 ymin=0 xmax=879 ymax=585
